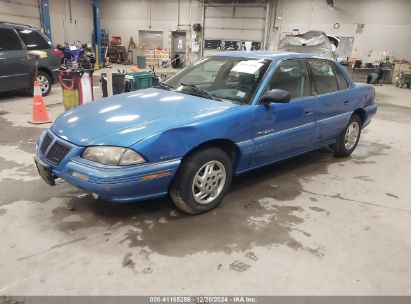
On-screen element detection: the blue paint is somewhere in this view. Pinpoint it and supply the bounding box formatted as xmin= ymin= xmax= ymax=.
xmin=36 ymin=52 xmax=377 ymax=203
xmin=40 ymin=0 xmax=52 ymax=40
xmin=93 ymin=1 xmax=102 ymax=65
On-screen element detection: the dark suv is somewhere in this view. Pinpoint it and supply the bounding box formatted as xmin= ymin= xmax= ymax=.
xmin=0 ymin=21 xmax=61 ymax=96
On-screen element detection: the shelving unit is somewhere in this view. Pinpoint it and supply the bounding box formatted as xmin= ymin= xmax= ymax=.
xmin=101 ymin=29 xmax=109 ymax=60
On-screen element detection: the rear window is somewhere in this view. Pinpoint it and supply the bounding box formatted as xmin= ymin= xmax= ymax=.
xmin=0 ymin=28 xmax=23 ymax=50
xmin=334 ymin=65 xmax=349 ymax=90
xmin=17 ymin=28 xmax=50 ymax=50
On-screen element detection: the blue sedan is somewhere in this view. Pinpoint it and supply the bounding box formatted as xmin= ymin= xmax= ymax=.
xmin=35 ymin=52 xmax=377 ymax=214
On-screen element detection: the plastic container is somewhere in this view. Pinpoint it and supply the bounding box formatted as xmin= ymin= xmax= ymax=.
xmin=128 ymin=71 xmax=153 ymax=90
xmin=101 ymin=73 xmax=126 ymax=97
xmin=59 ymin=69 xmax=94 ymax=111
xmin=137 ymin=56 xmax=146 ymax=69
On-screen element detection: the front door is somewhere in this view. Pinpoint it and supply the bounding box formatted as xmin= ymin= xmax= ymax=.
xmin=251 ymin=59 xmax=317 ymax=167
xmin=172 ymin=31 xmax=186 ymax=68
xmin=0 ymin=28 xmax=31 ymax=92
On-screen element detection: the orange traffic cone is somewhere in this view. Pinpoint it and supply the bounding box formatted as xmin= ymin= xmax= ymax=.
xmin=28 ymin=80 xmax=52 ymax=124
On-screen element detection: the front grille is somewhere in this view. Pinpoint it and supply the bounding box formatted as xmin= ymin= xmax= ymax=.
xmin=46 ymin=141 xmax=71 ymax=165
xmin=40 ymin=133 xmax=52 ymax=155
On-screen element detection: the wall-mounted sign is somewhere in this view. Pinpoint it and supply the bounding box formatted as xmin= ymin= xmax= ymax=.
xmin=356 ymin=24 xmax=365 ymax=33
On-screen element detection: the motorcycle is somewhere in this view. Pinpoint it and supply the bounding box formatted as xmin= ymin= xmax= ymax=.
xmin=57 ymin=41 xmax=95 ymax=70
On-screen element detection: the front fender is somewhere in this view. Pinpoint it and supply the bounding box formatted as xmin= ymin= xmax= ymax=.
xmin=133 ymin=106 xmax=253 ymax=166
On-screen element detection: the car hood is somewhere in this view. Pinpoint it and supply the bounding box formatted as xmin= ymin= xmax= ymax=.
xmin=51 ymin=88 xmax=239 ymax=147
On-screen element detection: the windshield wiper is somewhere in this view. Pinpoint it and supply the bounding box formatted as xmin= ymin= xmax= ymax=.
xmin=179 ymin=83 xmax=221 ymax=101
xmin=155 ymin=82 xmax=174 ymax=91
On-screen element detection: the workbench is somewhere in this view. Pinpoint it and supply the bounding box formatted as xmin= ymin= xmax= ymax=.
xmin=346 ymin=67 xmax=393 ymax=84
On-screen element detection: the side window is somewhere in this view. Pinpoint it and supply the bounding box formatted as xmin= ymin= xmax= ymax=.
xmin=17 ymin=29 xmax=50 ymax=50
xmin=334 ymin=65 xmax=349 ymax=90
xmin=266 ymin=59 xmax=311 ymax=99
xmin=0 ymin=29 xmax=23 ymax=51
xmin=307 ymin=59 xmax=338 ymax=95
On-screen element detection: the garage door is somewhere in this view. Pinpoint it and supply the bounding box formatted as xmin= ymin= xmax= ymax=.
xmin=0 ymin=0 xmax=41 ymax=28
xmin=203 ymin=1 xmax=268 ymax=56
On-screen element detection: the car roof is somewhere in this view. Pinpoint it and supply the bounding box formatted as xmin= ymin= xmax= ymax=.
xmin=210 ymin=51 xmax=327 ymax=61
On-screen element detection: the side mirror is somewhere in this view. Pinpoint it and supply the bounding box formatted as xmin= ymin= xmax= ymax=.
xmin=260 ymin=89 xmax=291 ymax=104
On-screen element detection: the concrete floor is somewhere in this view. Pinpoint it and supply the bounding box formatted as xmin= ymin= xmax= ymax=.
xmin=0 ymin=84 xmax=410 ymax=295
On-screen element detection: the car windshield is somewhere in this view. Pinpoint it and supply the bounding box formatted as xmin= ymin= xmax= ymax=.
xmin=164 ymin=56 xmax=271 ymax=104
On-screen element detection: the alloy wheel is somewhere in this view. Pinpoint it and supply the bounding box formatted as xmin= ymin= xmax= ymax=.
xmin=191 ymin=160 xmax=226 ymax=205
xmin=37 ymin=75 xmax=50 ymax=95
xmin=344 ymin=121 xmax=360 ymax=150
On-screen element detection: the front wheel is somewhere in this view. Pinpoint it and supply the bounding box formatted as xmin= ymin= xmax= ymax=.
xmin=170 ymin=147 xmax=233 ymax=214
xmin=333 ymin=114 xmax=362 ymax=157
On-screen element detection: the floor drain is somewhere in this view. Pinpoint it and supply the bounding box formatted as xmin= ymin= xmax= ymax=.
xmin=229 ymin=260 xmax=251 ymax=272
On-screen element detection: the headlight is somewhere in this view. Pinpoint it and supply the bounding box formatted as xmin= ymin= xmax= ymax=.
xmin=82 ymin=146 xmax=145 ymax=166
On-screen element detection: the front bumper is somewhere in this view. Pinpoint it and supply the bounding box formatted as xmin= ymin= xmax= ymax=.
xmin=36 ymin=131 xmax=181 ymax=203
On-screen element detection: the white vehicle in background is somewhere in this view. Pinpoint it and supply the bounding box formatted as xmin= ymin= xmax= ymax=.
xmin=278 ymin=30 xmax=340 ymax=59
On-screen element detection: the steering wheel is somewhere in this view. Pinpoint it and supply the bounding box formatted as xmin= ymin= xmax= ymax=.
xmin=237 ymin=84 xmax=251 ymax=94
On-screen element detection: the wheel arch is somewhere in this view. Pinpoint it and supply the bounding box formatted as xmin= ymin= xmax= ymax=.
xmin=353 ymin=108 xmax=366 ymax=127
xmin=182 ymin=138 xmax=240 ymax=168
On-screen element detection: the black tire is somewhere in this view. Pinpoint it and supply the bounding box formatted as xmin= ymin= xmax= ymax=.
xmin=170 ymin=147 xmax=233 ymax=214
xmin=333 ymin=114 xmax=362 ymax=157
xmin=37 ymin=71 xmax=52 ymax=96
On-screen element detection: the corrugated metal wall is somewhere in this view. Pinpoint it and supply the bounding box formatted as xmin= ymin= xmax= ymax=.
xmin=203 ymin=3 xmax=268 ymax=56
xmin=0 ymin=0 xmax=41 ymax=28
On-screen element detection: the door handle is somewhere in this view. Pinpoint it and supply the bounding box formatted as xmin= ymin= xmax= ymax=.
xmin=344 ymin=100 xmax=350 ymax=105
xmin=304 ymin=109 xmax=313 ymax=116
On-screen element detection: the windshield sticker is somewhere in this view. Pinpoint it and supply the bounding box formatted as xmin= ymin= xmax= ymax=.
xmin=236 ymin=91 xmax=246 ymax=98
xmin=231 ymin=61 xmax=263 ymax=74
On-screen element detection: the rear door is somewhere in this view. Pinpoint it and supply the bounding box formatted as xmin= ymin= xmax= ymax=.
xmin=0 ymin=28 xmax=31 ymax=91
xmin=307 ymin=58 xmax=352 ymax=145
xmin=251 ymin=59 xmax=317 ymax=166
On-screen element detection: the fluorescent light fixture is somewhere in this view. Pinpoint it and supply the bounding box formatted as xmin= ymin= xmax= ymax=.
xmin=106 ymin=115 xmax=140 ymax=122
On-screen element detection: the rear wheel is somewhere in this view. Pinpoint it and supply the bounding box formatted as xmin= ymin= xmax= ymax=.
xmin=170 ymin=147 xmax=233 ymax=214
xmin=37 ymin=71 xmax=52 ymax=96
xmin=333 ymin=114 xmax=361 ymax=157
